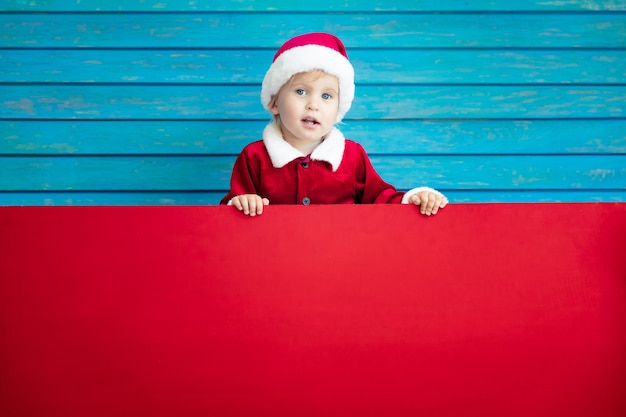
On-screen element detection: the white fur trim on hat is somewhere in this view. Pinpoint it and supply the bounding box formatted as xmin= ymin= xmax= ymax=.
xmin=261 ymin=44 xmax=355 ymax=123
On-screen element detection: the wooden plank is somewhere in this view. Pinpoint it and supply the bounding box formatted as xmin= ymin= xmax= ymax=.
xmin=2 ymin=190 xmax=625 ymax=206
xmin=2 ymin=4 xmax=624 ymax=209
xmin=371 ymin=155 xmax=626 ymax=190
xmin=0 ymin=191 xmax=224 ymax=206
xmin=4 ymin=0 xmax=625 ymax=12
xmin=3 ymin=85 xmax=625 ymax=120
xmin=3 ymin=49 xmax=626 ymax=85
xmin=3 ymin=13 xmax=625 ymax=48
xmin=446 ymin=190 xmax=626 ymax=202
xmin=1 ymin=155 xmax=624 ymax=191
xmin=2 ymin=120 xmax=626 ymax=155
xmin=0 ymin=156 xmax=234 ymax=191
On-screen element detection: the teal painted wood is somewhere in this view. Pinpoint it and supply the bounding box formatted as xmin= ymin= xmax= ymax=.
xmin=371 ymin=155 xmax=626 ymax=190
xmin=443 ymin=191 xmax=626 ymax=203
xmin=1 ymin=3 xmax=625 ymax=205
xmin=1 ymin=155 xmax=624 ymax=191
xmin=4 ymin=0 xmax=626 ymax=12
xmin=0 ymin=190 xmax=624 ymax=207
xmin=3 ymin=86 xmax=626 ymax=120
xmin=3 ymin=13 xmax=626 ymax=48
xmin=0 ymin=191 xmax=225 ymax=206
xmin=2 ymin=120 xmax=626 ymax=155
xmin=3 ymin=49 xmax=626 ymax=85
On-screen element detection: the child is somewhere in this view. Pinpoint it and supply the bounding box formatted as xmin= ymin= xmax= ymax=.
xmin=221 ymin=32 xmax=448 ymax=216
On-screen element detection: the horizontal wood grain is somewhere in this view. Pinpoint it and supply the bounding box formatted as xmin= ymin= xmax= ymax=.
xmin=4 ymin=0 xmax=626 ymax=12
xmin=3 ymin=85 xmax=625 ymax=119
xmin=0 ymin=190 xmax=624 ymax=206
xmin=1 ymin=155 xmax=624 ymax=191
xmin=2 ymin=3 xmax=624 ymax=205
xmin=3 ymin=49 xmax=625 ymax=85
xmin=2 ymin=120 xmax=625 ymax=155
xmin=3 ymin=13 xmax=625 ymax=48
xmin=0 ymin=191 xmax=223 ymax=206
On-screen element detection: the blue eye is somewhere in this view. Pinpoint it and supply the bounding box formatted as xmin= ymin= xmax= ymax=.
xmin=322 ymin=93 xmax=333 ymax=100
xmin=296 ymin=88 xmax=306 ymax=96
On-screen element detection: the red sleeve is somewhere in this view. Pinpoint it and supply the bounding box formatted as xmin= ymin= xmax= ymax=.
xmin=353 ymin=143 xmax=405 ymax=204
xmin=220 ymin=144 xmax=262 ymax=205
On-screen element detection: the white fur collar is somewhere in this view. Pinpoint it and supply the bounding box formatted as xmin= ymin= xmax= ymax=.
xmin=262 ymin=121 xmax=345 ymax=172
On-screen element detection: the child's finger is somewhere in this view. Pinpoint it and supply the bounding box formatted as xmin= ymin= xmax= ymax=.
xmin=239 ymin=196 xmax=251 ymax=215
xmin=253 ymin=196 xmax=264 ymax=215
xmin=231 ymin=196 xmax=243 ymax=211
xmin=431 ymin=196 xmax=448 ymax=215
xmin=246 ymin=197 xmax=258 ymax=216
xmin=419 ymin=194 xmax=432 ymax=215
xmin=425 ymin=195 xmax=437 ymax=213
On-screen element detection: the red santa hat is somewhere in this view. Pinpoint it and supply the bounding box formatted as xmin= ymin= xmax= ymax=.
xmin=261 ymin=32 xmax=355 ymax=123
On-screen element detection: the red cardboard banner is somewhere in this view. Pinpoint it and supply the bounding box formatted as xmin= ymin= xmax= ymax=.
xmin=1 ymin=204 xmax=625 ymax=417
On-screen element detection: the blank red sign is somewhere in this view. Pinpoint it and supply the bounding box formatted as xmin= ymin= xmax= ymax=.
xmin=1 ymin=204 xmax=625 ymax=417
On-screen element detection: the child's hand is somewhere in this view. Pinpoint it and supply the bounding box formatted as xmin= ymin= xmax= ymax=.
xmin=408 ymin=190 xmax=448 ymax=216
xmin=230 ymin=194 xmax=270 ymax=216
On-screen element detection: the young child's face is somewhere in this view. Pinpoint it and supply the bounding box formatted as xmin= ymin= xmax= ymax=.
xmin=271 ymin=71 xmax=340 ymax=149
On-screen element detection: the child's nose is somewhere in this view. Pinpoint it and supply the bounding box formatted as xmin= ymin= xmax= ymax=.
xmin=306 ymin=97 xmax=319 ymax=110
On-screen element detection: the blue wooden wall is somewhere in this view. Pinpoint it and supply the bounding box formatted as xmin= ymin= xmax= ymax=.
xmin=1 ymin=0 xmax=625 ymax=205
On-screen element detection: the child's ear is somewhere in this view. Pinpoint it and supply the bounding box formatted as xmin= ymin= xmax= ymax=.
xmin=269 ymin=96 xmax=280 ymax=116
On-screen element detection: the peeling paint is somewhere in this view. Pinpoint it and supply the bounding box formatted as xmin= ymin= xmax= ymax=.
xmin=5 ymin=98 xmax=34 ymax=115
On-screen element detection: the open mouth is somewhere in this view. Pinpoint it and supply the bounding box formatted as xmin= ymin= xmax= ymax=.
xmin=302 ymin=117 xmax=320 ymax=126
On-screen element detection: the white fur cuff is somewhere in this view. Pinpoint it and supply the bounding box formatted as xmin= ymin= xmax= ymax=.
xmin=401 ymin=187 xmax=447 ymax=204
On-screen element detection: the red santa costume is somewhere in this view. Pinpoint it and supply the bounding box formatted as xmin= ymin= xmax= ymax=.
xmin=221 ymin=32 xmax=444 ymax=206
